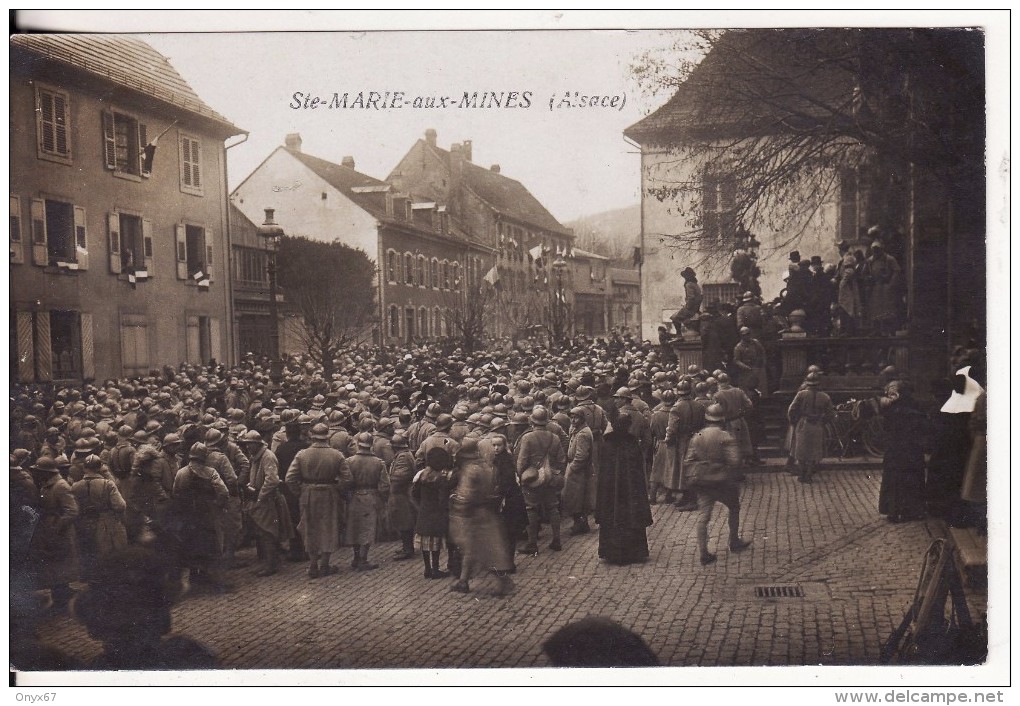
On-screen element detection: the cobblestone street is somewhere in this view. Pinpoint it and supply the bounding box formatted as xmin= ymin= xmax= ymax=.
xmin=32 ymin=468 xmax=986 ymax=671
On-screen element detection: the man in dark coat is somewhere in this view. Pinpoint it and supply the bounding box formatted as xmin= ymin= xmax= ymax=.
xmin=594 ymin=414 xmax=653 ymax=565
xmin=877 ymin=380 xmax=929 ymax=523
xmin=275 ymin=422 xmax=308 ymax=562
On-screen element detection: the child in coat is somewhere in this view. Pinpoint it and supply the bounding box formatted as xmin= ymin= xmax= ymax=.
xmin=410 ymin=447 xmax=455 ymax=579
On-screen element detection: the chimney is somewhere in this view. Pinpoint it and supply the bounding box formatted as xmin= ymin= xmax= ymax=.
xmin=462 ymin=139 xmax=472 ymax=162
xmin=490 ymin=164 xmax=500 ymax=174
xmin=341 ymin=155 xmax=355 ymax=169
xmin=425 ymin=128 xmax=437 ymax=147
xmin=285 ymin=133 xmax=302 ymax=152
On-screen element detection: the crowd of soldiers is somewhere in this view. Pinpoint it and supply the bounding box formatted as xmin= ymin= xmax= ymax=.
xmin=10 ymin=330 xmax=794 ymax=619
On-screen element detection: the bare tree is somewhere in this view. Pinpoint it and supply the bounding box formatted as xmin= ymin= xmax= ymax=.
xmin=276 ymin=235 xmax=376 ymax=378
xmin=628 ymin=29 xmax=984 ymax=268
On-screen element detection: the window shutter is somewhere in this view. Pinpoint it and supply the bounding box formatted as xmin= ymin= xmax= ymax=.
xmin=73 ymin=205 xmax=89 ymax=270
xmin=175 ymin=224 xmax=188 ymax=279
xmin=138 ymin=123 xmax=149 ymax=176
xmin=10 ymin=196 xmax=24 ymax=264
xmin=80 ymin=312 xmax=95 ymax=380
xmin=192 ymin=141 xmax=202 ymax=188
xmin=205 ymin=239 xmax=214 ymax=283
xmin=102 ymin=111 xmax=116 ymax=170
xmin=30 ymin=198 xmax=48 ymax=266
xmin=209 ymin=317 xmax=221 ymax=363
xmin=107 ymin=212 xmax=122 ymax=273
xmin=53 ymin=93 xmax=68 ymax=156
xmin=16 ymin=311 xmax=35 ymax=383
xmin=180 ymin=137 xmax=190 ymax=186
xmin=36 ymin=89 xmax=49 ymax=153
xmin=186 ymin=316 xmax=201 ymax=364
xmin=35 ymin=311 xmax=52 ymax=382
xmin=141 ymin=218 xmax=153 ymax=273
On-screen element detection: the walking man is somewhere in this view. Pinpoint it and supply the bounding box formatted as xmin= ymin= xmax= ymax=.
xmin=684 ymin=403 xmax=752 ymax=565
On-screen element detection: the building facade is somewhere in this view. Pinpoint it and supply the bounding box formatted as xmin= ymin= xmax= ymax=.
xmin=230 ymin=135 xmax=490 ymax=347
xmin=10 ymin=35 xmax=245 ymax=384
xmin=608 ymin=266 xmax=642 ymax=335
xmin=624 ymin=29 xmax=985 ymax=391
xmin=388 ymin=130 xmax=576 ymax=340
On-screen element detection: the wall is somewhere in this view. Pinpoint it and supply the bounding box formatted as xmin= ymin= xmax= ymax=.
xmin=10 ymin=66 xmax=234 ymax=382
xmin=638 ymin=141 xmax=841 ymax=339
xmin=231 ymin=149 xmax=380 ymax=259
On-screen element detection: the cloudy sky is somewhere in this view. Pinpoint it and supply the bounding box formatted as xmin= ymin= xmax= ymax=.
xmin=17 ymin=11 xmax=1005 ymax=226
xmin=139 ymin=29 xmax=684 ymax=224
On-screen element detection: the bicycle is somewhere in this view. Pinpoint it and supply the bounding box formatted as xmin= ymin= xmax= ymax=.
xmin=823 ymin=397 xmax=885 ymax=458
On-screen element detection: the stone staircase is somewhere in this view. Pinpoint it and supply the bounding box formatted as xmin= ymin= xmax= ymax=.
xmin=748 ymin=392 xmax=883 ymax=473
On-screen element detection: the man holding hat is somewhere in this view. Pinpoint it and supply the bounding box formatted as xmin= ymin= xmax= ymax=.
xmin=683 ymin=403 xmax=752 ymax=565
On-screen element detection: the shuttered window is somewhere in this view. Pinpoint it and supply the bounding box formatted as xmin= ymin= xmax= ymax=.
xmin=36 ymin=85 xmax=71 ymax=163
xmin=103 ymin=109 xmax=146 ymax=177
xmin=120 ymin=316 xmax=150 ymax=377
xmin=179 ymin=134 xmax=203 ymax=195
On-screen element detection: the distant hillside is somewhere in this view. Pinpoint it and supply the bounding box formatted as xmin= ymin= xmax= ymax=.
xmin=566 ymin=204 xmax=640 ymax=260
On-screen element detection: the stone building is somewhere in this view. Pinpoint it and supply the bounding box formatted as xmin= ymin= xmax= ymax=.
xmin=230 ymin=134 xmax=491 ymax=347
xmin=10 ymin=35 xmax=245 ymax=383
xmin=387 ymin=130 xmax=575 ymax=339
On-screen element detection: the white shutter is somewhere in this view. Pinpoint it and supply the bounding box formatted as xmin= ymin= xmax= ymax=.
xmin=16 ymin=312 xmax=35 ymax=382
xmin=73 ymin=205 xmax=88 ymax=270
xmin=142 ymin=218 xmax=154 ymax=274
xmin=9 ymin=196 xmax=24 ymax=264
xmin=30 ymin=198 xmax=47 ymax=266
xmin=209 ymin=317 xmax=221 ymax=363
xmin=107 ymin=212 xmax=122 ymax=273
xmin=175 ymin=224 xmax=188 ymax=279
xmin=80 ymin=312 xmax=95 ymax=380
xmin=35 ymin=312 xmax=52 ymax=382
xmin=102 ymin=111 xmax=116 ymax=170
xmin=186 ymin=316 xmax=201 ymax=364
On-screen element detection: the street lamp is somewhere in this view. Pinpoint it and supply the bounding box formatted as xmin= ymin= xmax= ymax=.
xmin=257 ymin=208 xmax=284 ymax=387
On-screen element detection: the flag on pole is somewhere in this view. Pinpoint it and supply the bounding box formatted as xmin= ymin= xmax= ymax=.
xmin=483 ymin=265 xmax=500 ymax=286
xmin=141 ymin=120 xmax=178 ymax=175
xmin=529 ymin=244 xmax=543 ymax=266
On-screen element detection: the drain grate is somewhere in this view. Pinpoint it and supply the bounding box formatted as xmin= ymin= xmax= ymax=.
xmin=754 ymin=584 xmax=805 ymax=599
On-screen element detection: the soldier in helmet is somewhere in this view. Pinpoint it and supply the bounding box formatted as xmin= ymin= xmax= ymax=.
xmin=387 ymin=433 xmax=418 ymax=561
xmin=71 ymin=455 xmax=128 ymax=582
xmin=285 ymin=423 xmax=353 ymax=579
xmin=683 ymin=404 xmax=752 ymax=565
xmin=204 ymin=428 xmax=243 ymax=570
xmin=239 ymin=430 xmax=290 ymax=577
xmin=28 ymin=456 xmax=79 ymax=613
xmin=344 ymin=432 xmax=390 ymax=571
xmin=515 ymin=406 xmax=567 ymax=555
xmin=170 ymin=442 xmax=232 ymax=592
xmin=786 ymin=372 xmax=835 ymax=483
